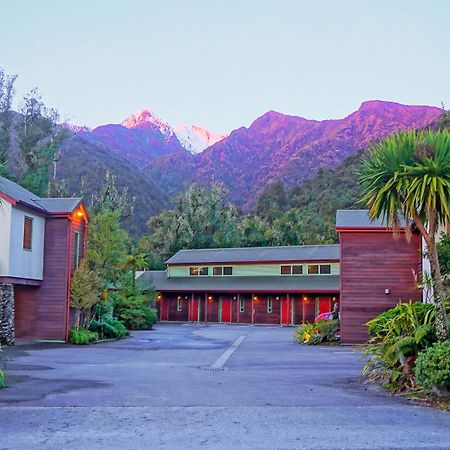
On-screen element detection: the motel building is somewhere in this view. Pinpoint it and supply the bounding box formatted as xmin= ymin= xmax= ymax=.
xmin=0 ymin=176 xmax=88 ymax=345
xmin=137 ymin=210 xmax=423 ymax=344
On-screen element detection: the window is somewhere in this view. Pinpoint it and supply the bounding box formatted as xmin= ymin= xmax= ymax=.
xmin=213 ymin=266 xmax=223 ymax=276
xmin=23 ymin=216 xmax=33 ymax=250
xmin=308 ymin=264 xmax=319 ymax=274
xmin=72 ymin=232 xmax=81 ymax=270
xmin=267 ymin=296 xmax=273 ymax=313
xmin=223 ymin=266 xmax=233 ymax=276
xmin=239 ymin=297 xmax=244 ymax=313
xmin=189 ymin=266 xmax=209 ymax=276
xmin=212 ymin=266 xmax=233 ymax=276
xmin=177 ymin=298 xmax=182 ymax=311
xmin=320 ymin=264 xmax=331 ymax=274
xmin=281 ymin=265 xmax=303 ymax=275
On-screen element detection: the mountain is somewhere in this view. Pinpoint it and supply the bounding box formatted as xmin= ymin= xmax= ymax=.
xmin=175 ymin=124 xmax=227 ymax=154
xmin=56 ymin=100 xmax=443 ymax=232
xmin=190 ymin=101 xmax=443 ymax=206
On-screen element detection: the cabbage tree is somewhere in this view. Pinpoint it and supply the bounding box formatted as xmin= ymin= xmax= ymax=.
xmin=360 ymin=129 xmax=450 ymax=340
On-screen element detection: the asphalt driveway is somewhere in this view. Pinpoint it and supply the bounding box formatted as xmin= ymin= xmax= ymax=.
xmin=0 ymin=324 xmax=449 ymax=449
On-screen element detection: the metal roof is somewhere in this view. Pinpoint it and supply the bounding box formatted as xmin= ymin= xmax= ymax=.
xmin=136 ymin=271 xmax=340 ymax=293
xmin=0 ymin=175 xmax=81 ymax=214
xmin=335 ymin=209 xmax=407 ymax=228
xmin=34 ymin=198 xmax=82 ymax=213
xmin=165 ymin=244 xmax=340 ymax=265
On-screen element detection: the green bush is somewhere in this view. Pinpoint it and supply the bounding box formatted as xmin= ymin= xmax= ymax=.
xmin=295 ymin=320 xmax=340 ymax=345
xmin=114 ymin=295 xmax=157 ymax=330
xmin=415 ymin=341 xmax=450 ymax=393
xmin=89 ymin=316 xmax=129 ymax=339
xmin=68 ymin=327 xmax=99 ymax=345
xmin=363 ymin=301 xmax=438 ymax=392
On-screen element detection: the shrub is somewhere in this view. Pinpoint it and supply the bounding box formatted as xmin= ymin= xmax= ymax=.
xmin=415 ymin=341 xmax=450 ymax=394
xmin=295 ymin=320 xmax=340 ymax=345
xmin=114 ymin=294 xmax=157 ymax=330
xmin=68 ymin=327 xmax=99 ymax=345
xmin=89 ymin=316 xmax=129 ymax=339
xmin=362 ymin=301 xmax=438 ymax=392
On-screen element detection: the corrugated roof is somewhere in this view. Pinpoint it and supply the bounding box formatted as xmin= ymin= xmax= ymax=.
xmin=166 ymin=244 xmax=340 ymax=265
xmin=0 ymin=175 xmax=81 ymax=214
xmin=34 ymin=198 xmax=82 ymax=213
xmin=335 ymin=209 xmax=407 ymax=228
xmin=136 ymin=271 xmax=340 ymax=293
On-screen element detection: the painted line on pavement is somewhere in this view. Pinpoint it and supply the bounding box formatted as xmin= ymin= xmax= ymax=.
xmin=208 ymin=335 xmax=246 ymax=370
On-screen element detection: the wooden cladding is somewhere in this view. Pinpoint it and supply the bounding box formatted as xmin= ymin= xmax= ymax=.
xmin=23 ymin=216 xmax=33 ymax=250
xmin=339 ymin=231 xmax=422 ymax=344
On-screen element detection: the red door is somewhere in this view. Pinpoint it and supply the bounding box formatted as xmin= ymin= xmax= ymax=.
xmin=281 ymin=297 xmax=291 ymax=325
xmin=161 ymin=297 xmax=169 ymax=321
xmin=189 ymin=297 xmax=199 ymax=321
xmin=220 ymin=297 xmax=232 ymax=322
xmin=318 ymin=297 xmax=331 ymax=315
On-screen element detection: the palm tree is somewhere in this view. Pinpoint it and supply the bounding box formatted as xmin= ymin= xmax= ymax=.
xmin=360 ymin=129 xmax=450 ymax=340
xmin=124 ymin=253 xmax=149 ymax=290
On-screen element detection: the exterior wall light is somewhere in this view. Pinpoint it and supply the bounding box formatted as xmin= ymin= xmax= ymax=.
xmin=384 ymin=289 xmax=390 ymax=295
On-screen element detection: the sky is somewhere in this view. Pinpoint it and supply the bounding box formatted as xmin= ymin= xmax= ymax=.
xmin=1 ymin=0 xmax=449 ymax=133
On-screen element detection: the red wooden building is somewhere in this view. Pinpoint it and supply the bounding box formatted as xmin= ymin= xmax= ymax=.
xmin=137 ymin=210 xmax=423 ymax=344
xmin=0 ymin=176 xmax=88 ymax=344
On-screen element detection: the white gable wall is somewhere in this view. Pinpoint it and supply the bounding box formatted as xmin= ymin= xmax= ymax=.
xmin=0 ymin=200 xmax=12 ymax=276
xmin=8 ymin=205 xmax=45 ymax=280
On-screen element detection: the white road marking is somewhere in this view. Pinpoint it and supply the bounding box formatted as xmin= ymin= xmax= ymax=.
xmin=209 ymin=335 xmax=246 ymax=370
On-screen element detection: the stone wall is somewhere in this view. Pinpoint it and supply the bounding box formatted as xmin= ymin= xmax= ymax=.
xmin=0 ymin=283 xmax=15 ymax=346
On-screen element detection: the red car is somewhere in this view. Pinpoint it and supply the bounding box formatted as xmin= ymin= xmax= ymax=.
xmin=315 ymin=312 xmax=333 ymax=322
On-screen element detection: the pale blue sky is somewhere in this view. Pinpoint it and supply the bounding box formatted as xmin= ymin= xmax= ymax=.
xmin=1 ymin=0 xmax=449 ymax=132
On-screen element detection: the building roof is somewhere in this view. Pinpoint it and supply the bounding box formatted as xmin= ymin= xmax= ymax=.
xmin=0 ymin=175 xmax=82 ymax=214
xmin=336 ymin=209 xmax=408 ymax=229
xmin=136 ymin=271 xmax=340 ymax=293
xmin=165 ymin=244 xmax=340 ymax=265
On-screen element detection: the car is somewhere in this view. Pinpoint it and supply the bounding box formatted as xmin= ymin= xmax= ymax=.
xmin=315 ymin=312 xmax=333 ymax=322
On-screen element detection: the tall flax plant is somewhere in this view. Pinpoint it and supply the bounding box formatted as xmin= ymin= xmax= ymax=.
xmin=360 ymin=129 xmax=450 ymax=340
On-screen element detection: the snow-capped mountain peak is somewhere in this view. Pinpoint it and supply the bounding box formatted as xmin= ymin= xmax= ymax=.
xmin=175 ymin=124 xmax=227 ymax=154
xmin=121 ymin=109 xmax=174 ymax=139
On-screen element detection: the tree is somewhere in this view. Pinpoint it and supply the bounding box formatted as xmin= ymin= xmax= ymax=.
xmin=85 ymin=210 xmax=130 ymax=286
xmin=0 ymin=68 xmax=17 ymax=174
xmin=123 ymin=252 xmax=149 ymax=290
xmin=360 ymin=129 xmax=450 ymax=340
xmin=70 ymin=259 xmax=101 ymax=329
xmin=256 ymin=181 xmax=289 ymax=221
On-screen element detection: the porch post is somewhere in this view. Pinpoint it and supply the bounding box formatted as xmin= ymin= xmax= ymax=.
xmin=205 ymin=293 xmax=208 ymax=323
xmin=302 ymin=294 xmax=305 ymax=324
xmin=287 ymin=293 xmax=291 ymax=325
xmin=237 ymin=293 xmax=240 ymax=324
xmin=251 ymin=293 xmax=254 ymax=324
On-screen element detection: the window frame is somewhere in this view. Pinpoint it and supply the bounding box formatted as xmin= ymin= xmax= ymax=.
xmin=177 ymin=298 xmax=182 ymax=311
xmin=223 ymin=266 xmax=233 ymax=276
xmin=292 ymin=265 xmax=303 ymax=275
xmin=319 ymin=264 xmax=331 ymax=274
xmin=189 ymin=266 xmax=209 ymax=276
xmin=213 ymin=266 xmax=223 ymax=276
xmin=281 ymin=265 xmax=292 ymax=275
xmin=23 ymin=216 xmax=33 ymax=251
xmin=239 ymin=297 xmax=244 ymax=313
xmin=73 ymin=231 xmax=81 ymax=270
xmin=308 ymin=264 xmax=319 ymax=275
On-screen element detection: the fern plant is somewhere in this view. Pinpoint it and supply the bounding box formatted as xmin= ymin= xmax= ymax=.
xmin=362 ymin=301 xmax=437 ymax=392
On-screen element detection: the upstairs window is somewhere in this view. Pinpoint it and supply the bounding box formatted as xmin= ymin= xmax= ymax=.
xmin=308 ymin=264 xmax=319 ymax=274
xmin=212 ymin=266 xmax=233 ymax=276
xmin=72 ymin=232 xmax=81 ymax=270
xmin=320 ymin=264 xmax=331 ymax=274
xmin=281 ymin=265 xmax=303 ymax=275
xmin=189 ymin=266 xmax=209 ymax=276
xmin=23 ymin=216 xmax=33 ymax=250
